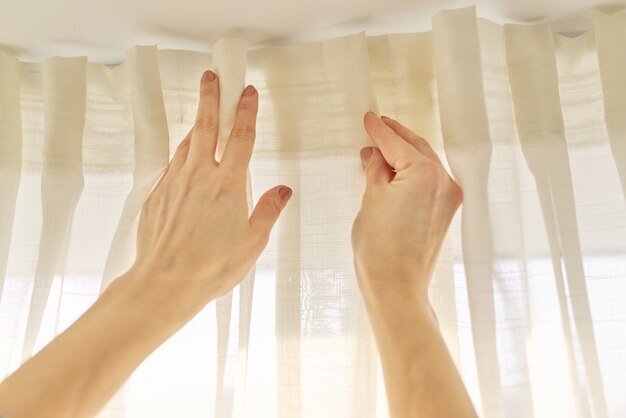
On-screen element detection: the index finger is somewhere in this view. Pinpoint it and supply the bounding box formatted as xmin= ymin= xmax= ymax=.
xmin=188 ymin=70 xmax=220 ymax=165
xmin=220 ymin=85 xmax=259 ymax=175
xmin=381 ymin=116 xmax=442 ymax=164
xmin=363 ymin=112 xmax=424 ymax=171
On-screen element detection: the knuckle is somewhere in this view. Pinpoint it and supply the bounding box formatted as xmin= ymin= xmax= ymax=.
xmin=416 ymin=159 xmax=441 ymax=176
xmin=179 ymin=164 xmax=199 ymax=186
xmin=195 ymin=115 xmax=218 ymax=131
xmin=238 ymin=99 xmax=257 ymax=111
xmin=410 ymin=160 xmax=444 ymax=193
xmin=413 ymin=138 xmax=431 ymax=154
xmin=176 ymin=137 xmax=191 ymax=151
xmin=268 ymin=196 xmax=283 ymax=213
xmin=414 ymin=134 xmax=430 ymax=147
xmin=199 ymin=81 xmax=216 ymax=98
xmin=217 ymin=170 xmax=239 ymax=187
xmin=380 ymin=130 xmax=397 ymax=145
xmin=370 ymin=148 xmax=383 ymax=162
xmin=142 ymin=196 xmax=152 ymax=213
xmin=396 ymin=154 xmax=420 ymax=171
xmin=230 ymin=124 xmax=255 ymax=141
xmin=446 ymin=178 xmax=464 ymax=206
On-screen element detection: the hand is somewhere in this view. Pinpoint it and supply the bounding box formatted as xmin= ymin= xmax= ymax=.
xmin=352 ymin=112 xmax=462 ymax=306
xmin=132 ymin=70 xmax=292 ymax=312
xmin=352 ymin=114 xmax=475 ymax=418
xmin=0 ymin=71 xmax=294 ymax=418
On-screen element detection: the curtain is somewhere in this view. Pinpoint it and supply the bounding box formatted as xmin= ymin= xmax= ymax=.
xmin=1 ymin=6 xmax=626 ymax=417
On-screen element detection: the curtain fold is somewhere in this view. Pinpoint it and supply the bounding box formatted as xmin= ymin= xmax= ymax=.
xmin=0 ymin=53 xmax=21 ymax=321
xmin=20 ymin=56 xmax=87 ymax=362
xmin=211 ymin=37 xmax=250 ymax=418
xmin=432 ymin=8 xmax=505 ymax=417
xmin=594 ymin=12 xmax=626 ymax=200
xmin=1 ymin=6 xmax=626 ymax=418
xmin=506 ymin=23 xmax=606 ymax=418
xmin=100 ymin=45 xmax=170 ymax=293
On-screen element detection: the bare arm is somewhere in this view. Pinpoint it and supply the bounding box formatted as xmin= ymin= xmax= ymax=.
xmin=352 ymin=113 xmax=477 ymax=418
xmin=0 ymin=268 xmax=191 ymax=418
xmin=0 ymin=71 xmax=292 ymax=418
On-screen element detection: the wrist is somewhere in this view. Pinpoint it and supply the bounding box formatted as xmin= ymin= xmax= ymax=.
xmin=111 ymin=265 xmax=197 ymax=330
xmin=364 ymin=290 xmax=441 ymax=360
xmin=354 ymin=259 xmax=429 ymax=300
xmin=121 ymin=260 xmax=220 ymax=319
xmin=353 ymin=259 xmax=438 ymax=326
xmin=362 ymin=288 xmax=436 ymax=325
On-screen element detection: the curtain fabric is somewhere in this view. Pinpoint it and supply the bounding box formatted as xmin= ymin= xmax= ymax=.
xmin=1 ymin=6 xmax=626 ymax=417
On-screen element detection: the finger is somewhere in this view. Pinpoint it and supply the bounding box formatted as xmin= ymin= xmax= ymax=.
xmin=152 ymin=129 xmax=194 ymax=194
xmin=169 ymin=129 xmax=193 ymax=173
xmin=188 ymin=70 xmax=220 ymax=164
xmin=364 ymin=111 xmax=424 ymax=171
xmin=150 ymin=165 xmax=170 ymax=194
xmin=381 ymin=116 xmax=441 ymax=163
xmin=220 ymin=85 xmax=259 ymax=175
xmin=360 ymin=146 xmax=394 ymax=186
xmin=248 ymin=185 xmax=292 ymax=245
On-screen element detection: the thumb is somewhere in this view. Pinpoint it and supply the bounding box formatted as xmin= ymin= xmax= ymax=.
xmin=249 ymin=185 xmax=292 ymax=244
xmin=360 ymin=146 xmax=393 ymax=186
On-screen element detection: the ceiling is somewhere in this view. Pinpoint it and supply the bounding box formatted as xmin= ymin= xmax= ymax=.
xmin=1 ymin=0 xmax=626 ymax=64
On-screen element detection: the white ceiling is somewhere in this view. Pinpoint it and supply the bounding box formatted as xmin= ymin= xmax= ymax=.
xmin=1 ymin=0 xmax=626 ymax=64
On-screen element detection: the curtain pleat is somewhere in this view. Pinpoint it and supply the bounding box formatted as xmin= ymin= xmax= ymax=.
xmin=590 ymin=12 xmax=626 ymax=414
xmin=0 ymin=54 xmax=23 ymax=381
xmin=594 ymin=12 xmax=626 ymax=200
xmin=100 ymin=46 xmax=169 ymax=293
xmin=505 ymin=23 xmax=608 ymax=418
xmin=477 ymin=18 xmax=537 ymax=418
xmin=1 ymin=6 xmax=626 ymax=418
xmin=432 ymin=8 xmax=504 ymax=417
xmin=21 ymin=57 xmax=87 ymax=360
xmin=251 ymin=42 xmax=304 ymax=418
xmin=0 ymin=53 xmax=21 ymax=314
xmin=211 ymin=37 xmax=250 ymax=418
xmin=248 ymin=32 xmax=378 ymax=418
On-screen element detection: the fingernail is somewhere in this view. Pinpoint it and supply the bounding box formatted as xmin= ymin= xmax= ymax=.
xmin=381 ymin=115 xmax=392 ymax=120
xmin=202 ymin=70 xmax=217 ymax=82
xmin=360 ymin=147 xmax=373 ymax=164
xmin=242 ymin=85 xmax=256 ymax=97
xmin=279 ymin=186 xmax=292 ymax=200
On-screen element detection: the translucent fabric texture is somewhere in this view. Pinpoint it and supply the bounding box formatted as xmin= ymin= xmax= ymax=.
xmin=1 ymin=6 xmax=626 ymax=418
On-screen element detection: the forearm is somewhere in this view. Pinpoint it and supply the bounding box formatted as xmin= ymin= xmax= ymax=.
xmin=0 ymin=267 xmax=191 ymax=418
xmin=361 ymin=279 xmax=477 ymax=418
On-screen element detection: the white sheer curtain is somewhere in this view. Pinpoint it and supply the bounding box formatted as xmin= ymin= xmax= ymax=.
xmin=1 ymin=6 xmax=626 ymax=418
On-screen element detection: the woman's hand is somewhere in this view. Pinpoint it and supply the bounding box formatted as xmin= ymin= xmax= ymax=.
xmin=352 ymin=113 xmax=474 ymax=418
xmin=0 ymin=71 xmax=294 ymax=418
xmin=132 ymin=70 xmax=292 ymax=312
xmin=352 ymin=112 xmax=462 ymax=306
